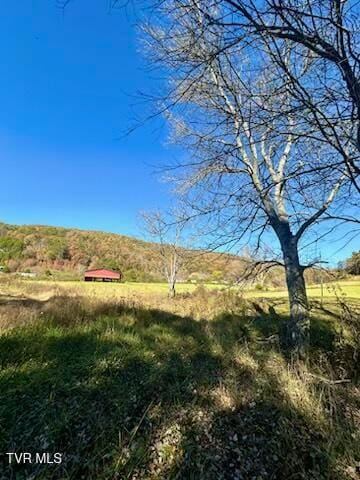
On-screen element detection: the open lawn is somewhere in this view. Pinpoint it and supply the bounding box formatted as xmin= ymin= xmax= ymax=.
xmin=249 ymin=279 xmax=360 ymax=301
xmin=1 ymin=277 xmax=359 ymax=302
xmin=0 ymin=278 xmax=359 ymax=479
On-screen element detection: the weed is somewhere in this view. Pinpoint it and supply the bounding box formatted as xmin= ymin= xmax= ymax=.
xmin=0 ymin=280 xmax=359 ymax=479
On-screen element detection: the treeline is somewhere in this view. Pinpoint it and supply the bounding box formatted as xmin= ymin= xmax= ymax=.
xmin=0 ymin=223 xmax=352 ymax=285
xmin=0 ymin=223 xmax=248 ymax=283
xmin=339 ymin=251 xmax=360 ymax=276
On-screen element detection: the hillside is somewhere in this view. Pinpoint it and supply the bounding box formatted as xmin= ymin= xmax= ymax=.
xmin=0 ymin=223 xmax=253 ymax=283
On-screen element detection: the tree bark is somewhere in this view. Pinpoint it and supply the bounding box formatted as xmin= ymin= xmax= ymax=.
xmin=276 ymin=223 xmax=310 ymax=358
xmin=168 ymin=282 xmax=176 ymax=298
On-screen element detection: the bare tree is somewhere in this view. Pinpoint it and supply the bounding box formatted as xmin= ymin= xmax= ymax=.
xmin=141 ymin=211 xmax=185 ymax=297
xmin=195 ymin=0 xmax=360 ymax=191
xmin=141 ymin=0 xmax=354 ymax=357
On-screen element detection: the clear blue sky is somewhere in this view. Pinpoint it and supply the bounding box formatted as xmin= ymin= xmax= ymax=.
xmin=0 ymin=0 xmax=173 ymax=235
xmin=0 ymin=1 xmax=357 ymax=264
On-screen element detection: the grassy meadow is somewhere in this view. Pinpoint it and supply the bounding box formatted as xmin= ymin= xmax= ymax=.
xmin=2 ymin=277 xmax=359 ymax=301
xmin=0 ymin=277 xmax=359 ymax=479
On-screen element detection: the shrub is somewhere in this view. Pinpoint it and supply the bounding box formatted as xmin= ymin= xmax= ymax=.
xmin=0 ymin=237 xmax=24 ymax=262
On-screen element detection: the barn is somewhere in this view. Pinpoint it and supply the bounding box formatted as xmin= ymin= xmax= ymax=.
xmin=84 ymin=268 xmax=122 ymax=282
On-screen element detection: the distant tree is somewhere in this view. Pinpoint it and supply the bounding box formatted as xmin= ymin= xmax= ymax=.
xmin=0 ymin=237 xmax=24 ymax=263
xmin=211 ymin=270 xmax=224 ymax=282
xmin=345 ymin=251 xmax=360 ymax=275
xmin=47 ymin=238 xmax=71 ymax=261
xmin=0 ymin=223 xmax=8 ymax=237
xmin=6 ymin=259 xmax=20 ymax=273
xmin=101 ymin=258 xmax=122 ymax=272
xmin=141 ymin=211 xmax=186 ymax=297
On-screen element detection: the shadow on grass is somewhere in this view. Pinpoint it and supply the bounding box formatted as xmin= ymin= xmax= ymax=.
xmin=212 ymin=307 xmax=337 ymax=355
xmin=0 ymin=295 xmax=355 ymax=479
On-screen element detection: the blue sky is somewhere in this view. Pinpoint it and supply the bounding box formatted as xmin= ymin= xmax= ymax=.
xmin=0 ymin=1 xmax=358 ymax=264
xmin=0 ymin=0 xmax=173 ymax=234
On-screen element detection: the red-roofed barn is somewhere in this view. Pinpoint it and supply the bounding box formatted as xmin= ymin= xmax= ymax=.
xmin=84 ymin=268 xmax=122 ymax=282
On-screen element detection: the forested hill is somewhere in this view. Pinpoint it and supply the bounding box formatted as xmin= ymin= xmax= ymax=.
xmin=0 ymin=223 xmax=252 ymax=283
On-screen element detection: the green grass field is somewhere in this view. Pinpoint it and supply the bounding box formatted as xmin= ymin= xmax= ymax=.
xmin=0 ymin=278 xmax=359 ymax=479
xmin=3 ymin=277 xmax=360 ymax=300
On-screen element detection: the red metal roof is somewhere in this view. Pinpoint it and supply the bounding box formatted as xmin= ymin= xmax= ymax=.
xmin=84 ymin=269 xmax=121 ymax=279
